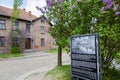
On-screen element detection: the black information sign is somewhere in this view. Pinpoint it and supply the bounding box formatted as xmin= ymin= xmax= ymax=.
xmin=71 ymin=34 xmax=102 ymax=80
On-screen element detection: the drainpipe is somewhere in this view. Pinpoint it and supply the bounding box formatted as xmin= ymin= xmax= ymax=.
xmin=31 ymin=20 xmax=35 ymax=50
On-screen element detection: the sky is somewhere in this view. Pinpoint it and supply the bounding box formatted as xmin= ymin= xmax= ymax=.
xmin=0 ymin=0 xmax=46 ymax=17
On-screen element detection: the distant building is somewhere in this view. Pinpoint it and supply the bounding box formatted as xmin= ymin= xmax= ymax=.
xmin=0 ymin=5 xmax=56 ymax=53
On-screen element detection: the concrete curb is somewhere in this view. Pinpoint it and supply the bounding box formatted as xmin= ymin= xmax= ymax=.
xmin=16 ymin=65 xmax=55 ymax=80
xmin=16 ymin=62 xmax=70 ymax=80
xmin=0 ymin=53 xmax=56 ymax=61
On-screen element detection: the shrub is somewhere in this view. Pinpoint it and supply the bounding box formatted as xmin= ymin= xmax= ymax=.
xmin=11 ymin=47 xmax=21 ymax=54
xmin=103 ymin=68 xmax=120 ymax=80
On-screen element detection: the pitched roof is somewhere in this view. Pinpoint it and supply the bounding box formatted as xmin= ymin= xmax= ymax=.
xmin=0 ymin=5 xmax=37 ymax=21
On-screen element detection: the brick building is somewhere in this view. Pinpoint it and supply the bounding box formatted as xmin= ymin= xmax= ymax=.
xmin=0 ymin=5 xmax=56 ymax=53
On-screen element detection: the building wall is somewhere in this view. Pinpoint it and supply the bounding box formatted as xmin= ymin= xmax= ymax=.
xmin=0 ymin=16 xmax=33 ymax=53
xmin=0 ymin=16 xmax=56 ymax=53
xmin=17 ymin=20 xmax=33 ymax=51
xmin=0 ymin=17 xmax=11 ymax=53
xmin=33 ymin=18 xmax=55 ymax=51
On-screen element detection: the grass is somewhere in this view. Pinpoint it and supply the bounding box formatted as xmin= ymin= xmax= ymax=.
xmin=45 ymin=65 xmax=71 ymax=80
xmin=0 ymin=53 xmax=23 ymax=58
xmin=46 ymin=48 xmax=68 ymax=54
xmin=46 ymin=49 xmax=58 ymax=53
xmin=45 ymin=65 xmax=120 ymax=80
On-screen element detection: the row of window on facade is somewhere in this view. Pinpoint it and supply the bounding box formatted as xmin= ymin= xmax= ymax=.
xmin=0 ymin=19 xmax=46 ymax=33
xmin=0 ymin=19 xmax=31 ymax=32
xmin=0 ymin=36 xmax=20 ymax=47
xmin=13 ymin=22 xmax=31 ymax=33
xmin=0 ymin=36 xmax=45 ymax=47
xmin=12 ymin=38 xmax=46 ymax=47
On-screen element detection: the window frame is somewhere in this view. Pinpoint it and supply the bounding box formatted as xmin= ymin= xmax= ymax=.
xmin=41 ymin=38 xmax=45 ymax=46
xmin=12 ymin=37 xmax=19 ymax=47
xmin=26 ymin=24 xmax=31 ymax=33
xmin=0 ymin=19 xmax=6 ymax=30
xmin=13 ymin=22 xmax=19 ymax=30
xmin=40 ymin=26 xmax=45 ymax=34
xmin=0 ymin=36 xmax=5 ymax=47
xmin=41 ymin=19 xmax=45 ymax=23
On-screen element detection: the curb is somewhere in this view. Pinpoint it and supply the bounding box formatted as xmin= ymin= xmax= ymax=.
xmin=15 ymin=65 xmax=55 ymax=80
xmin=0 ymin=54 xmax=56 ymax=61
xmin=16 ymin=62 xmax=70 ymax=80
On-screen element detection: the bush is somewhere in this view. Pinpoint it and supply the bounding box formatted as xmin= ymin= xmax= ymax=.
xmin=103 ymin=68 xmax=120 ymax=80
xmin=115 ymin=52 xmax=120 ymax=64
xmin=11 ymin=47 xmax=21 ymax=54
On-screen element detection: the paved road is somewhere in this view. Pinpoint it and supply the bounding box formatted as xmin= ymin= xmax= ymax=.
xmin=0 ymin=52 xmax=70 ymax=80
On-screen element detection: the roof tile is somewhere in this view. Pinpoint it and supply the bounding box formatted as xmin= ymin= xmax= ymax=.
xmin=0 ymin=5 xmax=37 ymax=21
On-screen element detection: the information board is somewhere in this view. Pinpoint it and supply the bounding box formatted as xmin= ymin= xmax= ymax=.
xmin=71 ymin=34 xmax=102 ymax=80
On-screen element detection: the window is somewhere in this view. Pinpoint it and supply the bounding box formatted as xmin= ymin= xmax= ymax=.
xmin=13 ymin=37 xmax=19 ymax=47
xmin=52 ymin=41 xmax=55 ymax=45
xmin=40 ymin=26 xmax=45 ymax=34
xmin=0 ymin=36 xmax=5 ymax=47
xmin=26 ymin=24 xmax=30 ymax=33
xmin=41 ymin=38 xmax=45 ymax=46
xmin=41 ymin=19 xmax=45 ymax=23
xmin=13 ymin=22 xmax=19 ymax=30
xmin=0 ymin=19 xmax=6 ymax=30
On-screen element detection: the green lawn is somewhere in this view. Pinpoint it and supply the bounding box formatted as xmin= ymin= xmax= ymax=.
xmin=46 ymin=48 xmax=68 ymax=54
xmin=45 ymin=65 xmax=71 ymax=80
xmin=0 ymin=53 xmax=23 ymax=58
xmin=46 ymin=49 xmax=58 ymax=53
xmin=45 ymin=65 xmax=120 ymax=80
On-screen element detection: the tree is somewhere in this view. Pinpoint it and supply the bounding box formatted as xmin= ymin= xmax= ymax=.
xmin=95 ymin=0 xmax=120 ymax=76
xmin=37 ymin=1 xmax=120 ymax=78
xmin=37 ymin=0 xmax=80 ymax=66
xmin=74 ymin=0 xmax=120 ymax=77
xmin=10 ymin=0 xmax=23 ymax=53
xmin=70 ymin=0 xmax=120 ymax=77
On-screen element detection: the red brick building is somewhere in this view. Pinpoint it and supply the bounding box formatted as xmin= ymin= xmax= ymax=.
xmin=0 ymin=5 xmax=56 ymax=53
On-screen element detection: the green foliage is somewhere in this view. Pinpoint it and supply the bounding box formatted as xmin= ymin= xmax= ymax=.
xmin=0 ymin=53 xmax=22 ymax=58
xmin=70 ymin=0 xmax=120 ymax=76
xmin=10 ymin=0 xmax=23 ymax=53
xmin=115 ymin=52 xmax=120 ymax=64
xmin=11 ymin=0 xmax=23 ymax=22
xmin=47 ymin=1 xmax=79 ymax=47
xmin=46 ymin=48 xmax=68 ymax=54
xmin=46 ymin=0 xmax=80 ymax=66
xmin=11 ymin=47 xmax=21 ymax=54
xmin=92 ymin=2 xmax=120 ymax=75
xmin=116 ymin=52 xmax=120 ymax=59
xmin=46 ymin=0 xmax=120 ymax=73
xmin=103 ymin=68 xmax=120 ymax=80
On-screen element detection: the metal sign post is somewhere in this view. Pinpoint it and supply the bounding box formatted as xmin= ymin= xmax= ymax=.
xmin=71 ymin=34 xmax=102 ymax=80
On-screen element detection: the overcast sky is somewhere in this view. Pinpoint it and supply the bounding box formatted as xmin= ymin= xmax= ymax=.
xmin=0 ymin=0 xmax=46 ymax=17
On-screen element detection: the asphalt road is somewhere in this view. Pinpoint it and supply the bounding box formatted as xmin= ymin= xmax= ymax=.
xmin=0 ymin=52 xmax=70 ymax=80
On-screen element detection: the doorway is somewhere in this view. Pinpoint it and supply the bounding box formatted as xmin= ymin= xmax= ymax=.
xmin=25 ymin=38 xmax=31 ymax=49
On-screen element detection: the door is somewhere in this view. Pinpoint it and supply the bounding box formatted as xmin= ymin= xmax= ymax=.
xmin=25 ymin=38 xmax=31 ymax=49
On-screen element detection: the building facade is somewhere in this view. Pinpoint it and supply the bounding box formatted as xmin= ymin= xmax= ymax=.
xmin=0 ymin=5 xmax=55 ymax=53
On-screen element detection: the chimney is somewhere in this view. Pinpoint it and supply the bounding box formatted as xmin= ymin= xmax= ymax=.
xmin=23 ymin=8 xmax=26 ymax=11
xmin=29 ymin=11 xmax=31 ymax=16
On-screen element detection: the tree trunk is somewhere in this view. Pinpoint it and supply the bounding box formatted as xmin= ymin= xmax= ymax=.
xmin=57 ymin=45 xmax=62 ymax=66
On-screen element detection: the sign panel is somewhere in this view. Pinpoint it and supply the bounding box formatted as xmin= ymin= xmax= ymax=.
xmin=71 ymin=34 xmax=102 ymax=80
